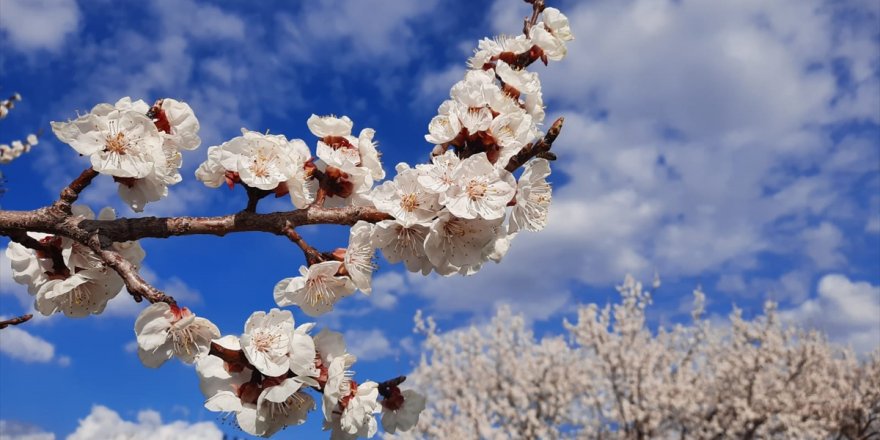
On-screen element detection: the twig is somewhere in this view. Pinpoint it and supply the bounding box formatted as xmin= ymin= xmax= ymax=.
xmin=0 ymin=314 xmax=33 ymax=329
xmin=522 ymin=0 xmax=546 ymax=35
xmin=282 ymin=223 xmax=325 ymax=266
xmin=244 ymin=186 xmax=273 ymax=213
xmin=82 ymin=236 xmax=176 ymax=305
xmin=53 ymin=167 xmax=99 ymax=214
xmin=504 ymin=116 xmax=564 ymax=172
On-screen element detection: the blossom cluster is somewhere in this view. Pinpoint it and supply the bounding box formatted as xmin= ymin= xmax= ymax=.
xmin=191 ymin=7 xmax=572 ymax=317
xmin=0 ymin=92 xmax=21 ymax=119
xmin=132 ymin=306 xmax=425 ymax=438
xmin=0 ymin=133 xmax=39 ymax=164
xmin=51 ymin=97 xmax=201 ymax=212
xmin=5 ymin=205 xmax=145 ymax=317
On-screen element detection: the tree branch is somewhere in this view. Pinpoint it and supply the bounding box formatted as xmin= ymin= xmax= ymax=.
xmin=0 ymin=313 xmax=33 ymax=330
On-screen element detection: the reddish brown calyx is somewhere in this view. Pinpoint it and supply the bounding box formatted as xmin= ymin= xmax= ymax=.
xmin=209 ymin=341 xmax=250 ymax=374
xmin=379 ymin=376 xmax=408 ymax=411
xmin=224 ymin=171 xmax=241 ymax=189
xmin=112 ymin=176 xmax=138 ymax=188
xmin=339 ymin=379 xmax=359 ymax=409
xmin=321 ymin=166 xmax=355 ymax=199
xmin=148 ymin=99 xmax=172 ymax=134
xmin=169 ymin=304 xmax=192 ymax=321
xmin=322 ymin=136 xmax=355 ymax=150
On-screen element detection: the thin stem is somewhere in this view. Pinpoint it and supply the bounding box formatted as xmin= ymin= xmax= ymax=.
xmin=53 ymin=167 xmax=99 ymax=214
xmin=282 ymin=224 xmax=325 ymax=266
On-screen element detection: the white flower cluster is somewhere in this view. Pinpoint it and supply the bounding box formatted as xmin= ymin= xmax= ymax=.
xmin=5 ymin=205 xmax=145 ymax=317
xmin=51 ymin=97 xmax=201 ymax=212
xmin=0 ymin=92 xmax=22 ymax=119
xmin=138 ymin=308 xmax=428 ymax=438
xmin=187 ymin=7 xmax=569 ymax=319
xmin=195 ymin=115 xmax=383 ymax=209
xmin=0 ymin=133 xmax=39 ymax=164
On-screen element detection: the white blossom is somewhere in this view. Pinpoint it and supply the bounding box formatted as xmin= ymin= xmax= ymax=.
xmin=372 ymin=220 xmax=433 ymax=275
xmin=424 ymin=101 xmax=462 ymax=146
xmin=495 ymin=61 xmax=541 ymax=96
xmin=51 ymin=103 xmax=165 ymax=179
xmin=134 ymin=302 xmax=220 ymax=368
xmin=308 ymin=114 xmax=353 ymax=138
xmin=216 ymin=129 xmax=310 ymax=191
xmin=240 ymin=309 xmax=295 ymax=377
xmin=194 ymin=146 xmax=226 ymax=188
xmin=357 ymin=128 xmax=385 ymax=181
xmin=381 ymin=389 xmax=427 ymax=434
xmin=197 ymin=335 xmax=315 ymax=438
xmin=443 ymin=153 xmax=516 ymax=220
xmin=416 ymin=150 xmax=460 ymax=196
xmin=343 ymin=221 xmax=377 ymax=295
xmin=509 ymin=158 xmax=552 ymax=233
xmin=372 ymin=164 xmax=440 ymax=226
xmin=424 ymin=211 xmax=502 ymax=276
xmin=274 ymin=261 xmax=356 ymax=317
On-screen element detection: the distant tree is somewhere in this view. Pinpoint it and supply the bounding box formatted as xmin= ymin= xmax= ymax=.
xmin=400 ymin=276 xmax=880 ymax=439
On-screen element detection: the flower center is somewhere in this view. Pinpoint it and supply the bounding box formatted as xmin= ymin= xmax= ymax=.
xmin=443 ymin=219 xmax=466 ymax=237
xmin=305 ymin=276 xmax=337 ymax=306
xmin=265 ymin=392 xmax=310 ymax=421
xmin=250 ymin=148 xmax=276 ymax=178
xmin=252 ymin=330 xmax=281 ymax=353
xmin=466 ymin=179 xmax=488 ymax=200
xmin=105 ymin=132 xmax=128 ymax=154
xmin=171 ymin=325 xmax=198 ymax=355
xmin=400 ymin=193 xmax=419 ymax=212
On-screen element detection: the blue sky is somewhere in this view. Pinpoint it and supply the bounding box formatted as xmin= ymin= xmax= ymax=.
xmin=1 ymin=0 xmax=878 ymax=438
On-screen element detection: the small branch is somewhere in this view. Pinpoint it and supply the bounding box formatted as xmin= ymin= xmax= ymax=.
xmin=282 ymin=223 xmax=325 ymax=266
xmin=504 ymin=116 xmax=564 ymax=172
xmin=0 ymin=314 xmax=33 ymax=330
xmin=53 ymin=167 xmax=99 ymax=214
xmin=82 ymin=236 xmax=176 ymax=305
xmin=522 ymin=0 xmax=546 ymax=35
xmin=244 ymin=186 xmax=272 ymax=213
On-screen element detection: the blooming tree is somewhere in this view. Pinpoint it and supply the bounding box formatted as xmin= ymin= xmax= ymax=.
xmin=0 ymin=0 xmax=575 ymax=437
xmin=399 ymin=276 xmax=880 ymax=439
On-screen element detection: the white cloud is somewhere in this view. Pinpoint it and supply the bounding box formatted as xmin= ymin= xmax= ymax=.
xmin=365 ymin=271 xmax=406 ymax=310
xmin=402 ymin=0 xmax=879 ymax=319
xmin=100 ymin=265 xmax=203 ymax=319
xmin=801 ymin=222 xmax=845 ymax=269
xmin=0 ymin=326 xmax=64 ymax=365
xmin=781 ymin=274 xmax=880 ymax=353
xmin=344 ymin=328 xmax=395 ymax=361
xmin=0 ymin=420 xmax=55 ymax=440
xmin=277 ymin=0 xmax=441 ymax=67
xmin=0 ymin=0 xmax=79 ymax=52
xmin=66 ymin=406 xmax=221 ymax=440
xmin=123 ymin=341 xmax=138 ymax=354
